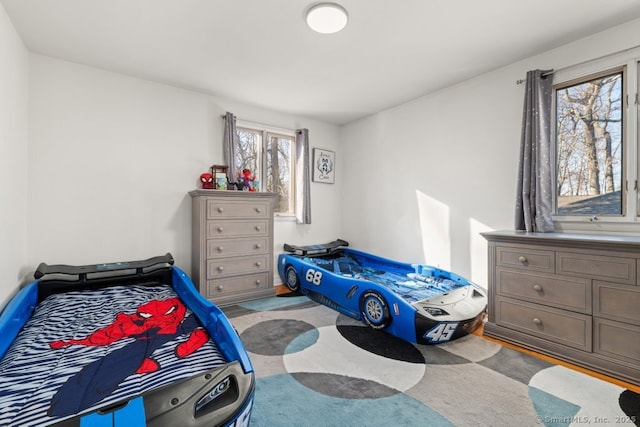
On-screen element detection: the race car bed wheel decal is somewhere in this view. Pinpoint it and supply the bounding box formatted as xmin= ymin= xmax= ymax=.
xmin=361 ymin=291 xmax=390 ymax=329
xmin=285 ymin=266 xmax=300 ymax=292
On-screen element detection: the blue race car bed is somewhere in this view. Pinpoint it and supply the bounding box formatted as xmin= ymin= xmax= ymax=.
xmin=0 ymin=254 xmax=254 ymax=427
xmin=278 ymin=240 xmax=487 ymax=344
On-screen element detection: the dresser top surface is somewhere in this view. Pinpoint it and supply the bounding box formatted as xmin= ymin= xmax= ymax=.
xmin=189 ymin=189 xmax=277 ymax=199
xmin=482 ymin=230 xmax=640 ymax=248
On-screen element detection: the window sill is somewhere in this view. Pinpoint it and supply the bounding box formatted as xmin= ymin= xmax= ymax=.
xmin=275 ymin=213 xmax=297 ymax=222
xmin=553 ymin=219 xmax=640 ymax=236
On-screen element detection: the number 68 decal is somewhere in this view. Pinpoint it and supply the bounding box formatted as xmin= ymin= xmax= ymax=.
xmin=305 ymin=268 xmax=323 ymax=285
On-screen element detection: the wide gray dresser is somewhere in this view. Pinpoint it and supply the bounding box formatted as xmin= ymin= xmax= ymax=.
xmin=482 ymin=230 xmax=640 ymax=386
xmin=190 ymin=190 xmax=276 ymax=306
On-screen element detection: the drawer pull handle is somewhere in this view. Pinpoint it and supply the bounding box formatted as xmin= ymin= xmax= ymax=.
xmin=532 ymin=318 xmax=542 ymax=325
xmin=518 ymin=256 xmax=528 ymax=263
xmin=255 ymin=262 xmax=262 ymax=267
xmin=217 ymin=285 xmax=224 ymax=291
xmin=255 ymin=226 xmax=261 ymax=231
xmin=218 ymin=266 xmax=224 ymax=272
xmin=255 ymin=207 xmax=262 ymax=213
xmin=255 ymin=279 xmax=261 ymax=285
xmin=255 ymin=244 xmax=261 ymax=249
xmin=533 ymin=284 xmax=542 ymax=292
xmin=217 ymin=207 xmax=224 ymax=213
xmin=217 ymin=227 xmax=224 ymax=232
xmin=218 ymin=246 xmax=224 ymax=252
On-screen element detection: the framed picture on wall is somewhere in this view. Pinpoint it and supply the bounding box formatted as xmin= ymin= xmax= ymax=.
xmin=312 ymin=148 xmax=335 ymax=184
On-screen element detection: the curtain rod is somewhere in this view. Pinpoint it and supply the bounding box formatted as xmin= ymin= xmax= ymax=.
xmin=516 ymin=43 xmax=640 ymax=85
xmin=222 ymin=114 xmax=296 ymax=134
xmin=516 ymin=69 xmax=554 ymax=85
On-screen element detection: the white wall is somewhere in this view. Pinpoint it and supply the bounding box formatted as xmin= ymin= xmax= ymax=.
xmin=0 ymin=4 xmax=29 ymax=307
xmin=9 ymin=10 xmax=640 ymax=304
xmin=27 ymin=54 xmax=342 ymax=282
xmin=341 ymin=18 xmax=640 ymax=288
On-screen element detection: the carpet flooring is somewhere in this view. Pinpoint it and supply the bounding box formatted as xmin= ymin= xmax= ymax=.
xmin=222 ymin=295 xmax=640 ymax=427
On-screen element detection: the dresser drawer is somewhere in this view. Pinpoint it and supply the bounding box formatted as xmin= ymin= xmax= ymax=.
xmin=594 ymin=318 xmax=640 ymax=365
xmin=557 ymin=252 xmax=636 ymax=285
xmin=207 ymin=237 xmax=268 ymax=259
xmin=207 ymin=254 xmax=269 ymax=278
xmin=496 ymin=269 xmax=591 ymax=313
xmin=207 ymin=200 xmax=269 ymax=219
xmin=206 ymin=220 xmax=268 ymax=238
xmin=494 ymin=296 xmax=591 ymax=351
xmin=496 ymin=245 xmax=554 ymax=272
xmin=205 ymin=272 xmax=269 ymax=298
xmin=594 ymin=281 xmax=640 ymax=324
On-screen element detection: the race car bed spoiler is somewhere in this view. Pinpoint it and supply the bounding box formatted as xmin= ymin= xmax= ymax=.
xmin=283 ymin=238 xmax=349 ymax=256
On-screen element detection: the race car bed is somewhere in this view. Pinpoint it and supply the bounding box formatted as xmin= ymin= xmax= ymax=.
xmin=0 ymin=254 xmax=253 ymax=427
xmin=279 ymin=239 xmax=487 ymax=345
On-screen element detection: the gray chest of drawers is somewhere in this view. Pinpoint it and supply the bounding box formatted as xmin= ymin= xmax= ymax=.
xmin=482 ymin=230 xmax=640 ymax=386
xmin=190 ymin=190 xmax=276 ymax=306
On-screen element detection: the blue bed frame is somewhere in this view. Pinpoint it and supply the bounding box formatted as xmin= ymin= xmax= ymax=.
xmin=278 ymin=240 xmax=487 ymax=345
xmin=0 ymin=253 xmax=254 ymax=427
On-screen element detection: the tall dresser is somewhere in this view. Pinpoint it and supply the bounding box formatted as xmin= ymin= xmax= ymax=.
xmin=190 ymin=190 xmax=276 ymax=306
xmin=482 ymin=230 xmax=640 ymax=386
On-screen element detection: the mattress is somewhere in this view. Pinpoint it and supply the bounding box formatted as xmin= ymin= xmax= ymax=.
xmin=0 ymin=283 xmax=227 ymax=427
xmin=304 ymin=252 xmax=465 ymax=303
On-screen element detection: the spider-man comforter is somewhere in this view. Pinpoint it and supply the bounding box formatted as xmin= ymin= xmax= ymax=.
xmin=0 ymin=284 xmax=227 ymax=427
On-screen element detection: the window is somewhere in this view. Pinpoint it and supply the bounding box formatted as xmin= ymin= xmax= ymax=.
xmin=551 ymin=50 xmax=640 ymax=229
xmin=235 ymin=123 xmax=295 ymax=214
xmin=554 ymin=67 xmax=624 ymax=217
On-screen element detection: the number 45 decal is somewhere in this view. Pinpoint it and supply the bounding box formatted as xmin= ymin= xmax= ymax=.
xmin=423 ymin=322 xmax=459 ymax=343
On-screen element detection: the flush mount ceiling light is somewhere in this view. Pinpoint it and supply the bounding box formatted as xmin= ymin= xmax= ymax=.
xmin=305 ymin=3 xmax=349 ymax=34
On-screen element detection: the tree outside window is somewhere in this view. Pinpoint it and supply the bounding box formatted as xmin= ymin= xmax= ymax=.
xmin=235 ymin=126 xmax=294 ymax=214
xmin=555 ymin=68 xmax=624 ymax=216
xmin=236 ymin=128 xmax=262 ymax=182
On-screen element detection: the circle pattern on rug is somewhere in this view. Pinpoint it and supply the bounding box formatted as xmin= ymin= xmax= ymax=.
xmin=291 ymin=372 xmax=400 ymax=399
xmin=240 ymin=319 xmax=316 ymax=355
xmin=335 ymin=312 xmax=476 ymax=365
xmin=226 ymin=297 xmax=640 ymax=426
xmin=336 ymin=324 xmax=425 ymax=363
xmin=619 ymin=389 xmax=640 ymax=422
xmin=251 ymin=373 xmax=453 ymax=427
xmin=285 ymin=329 xmax=320 ymax=355
xmin=283 ymin=325 xmax=426 ymax=395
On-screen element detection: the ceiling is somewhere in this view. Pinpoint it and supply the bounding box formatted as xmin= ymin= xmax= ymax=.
xmin=4 ymin=0 xmax=640 ymax=126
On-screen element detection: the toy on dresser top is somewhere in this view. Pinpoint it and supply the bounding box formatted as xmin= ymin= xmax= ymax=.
xmin=198 ymin=167 xmax=260 ymax=191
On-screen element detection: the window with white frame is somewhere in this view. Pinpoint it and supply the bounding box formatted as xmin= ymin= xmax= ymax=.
xmin=552 ymin=51 xmax=640 ymax=228
xmin=234 ymin=123 xmax=295 ymax=215
xmin=554 ymin=67 xmax=625 ymax=217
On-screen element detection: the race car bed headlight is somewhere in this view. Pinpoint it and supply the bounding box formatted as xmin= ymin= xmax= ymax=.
xmin=423 ymin=307 xmax=449 ymax=316
xmin=194 ymin=375 xmax=239 ymax=417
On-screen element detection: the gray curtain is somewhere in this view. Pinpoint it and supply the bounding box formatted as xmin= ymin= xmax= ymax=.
xmin=222 ymin=112 xmax=239 ymax=180
xmin=295 ymin=129 xmax=311 ymax=224
xmin=515 ymin=70 xmax=554 ymax=232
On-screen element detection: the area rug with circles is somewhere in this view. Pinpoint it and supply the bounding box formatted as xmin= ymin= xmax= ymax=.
xmin=222 ymin=296 xmax=639 ymax=427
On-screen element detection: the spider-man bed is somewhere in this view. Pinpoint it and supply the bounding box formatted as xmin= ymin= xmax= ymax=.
xmin=0 ymin=254 xmax=253 ymax=427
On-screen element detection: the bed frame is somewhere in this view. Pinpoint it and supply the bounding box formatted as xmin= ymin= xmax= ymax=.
xmin=0 ymin=253 xmax=254 ymax=427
